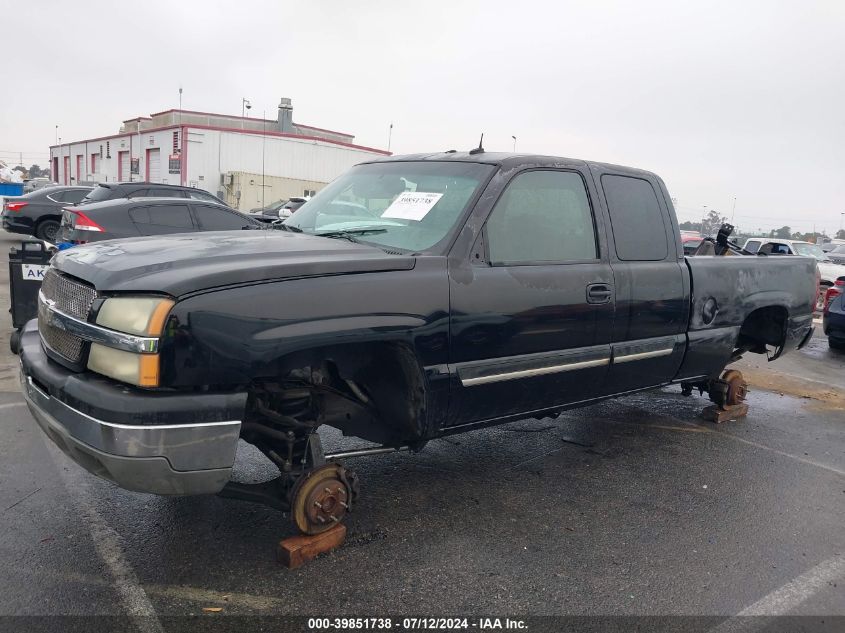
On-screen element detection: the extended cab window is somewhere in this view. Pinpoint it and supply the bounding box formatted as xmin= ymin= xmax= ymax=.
xmin=602 ymin=175 xmax=668 ymax=261
xmin=486 ymin=170 xmax=597 ymax=265
xmin=745 ymin=240 xmax=761 ymax=253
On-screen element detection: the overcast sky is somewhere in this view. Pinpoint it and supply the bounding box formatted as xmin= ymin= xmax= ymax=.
xmin=2 ymin=0 xmax=843 ymax=234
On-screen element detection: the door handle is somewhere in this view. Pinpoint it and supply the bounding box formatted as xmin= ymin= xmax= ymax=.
xmin=587 ymin=283 xmax=613 ymax=304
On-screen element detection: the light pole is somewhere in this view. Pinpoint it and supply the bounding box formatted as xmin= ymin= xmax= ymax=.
xmin=54 ymin=125 xmax=58 ymax=145
xmin=511 ymin=135 xmax=516 ymax=152
xmin=242 ymin=98 xmax=251 ymax=118
xmin=388 ymin=123 xmax=393 ymax=152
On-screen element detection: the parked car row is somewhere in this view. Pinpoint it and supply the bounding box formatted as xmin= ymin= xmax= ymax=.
xmin=2 ymin=182 xmax=241 ymax=243
xmin=60 ymin=197 xmax=262 ymax=244
xmin=742 ymin=238 xmax=845 ymax=311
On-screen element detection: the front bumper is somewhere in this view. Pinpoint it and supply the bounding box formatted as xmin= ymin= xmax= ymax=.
xmin=19 ymin=321 xmax=247 ymax=495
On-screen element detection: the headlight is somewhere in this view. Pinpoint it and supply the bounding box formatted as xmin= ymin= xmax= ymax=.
xmin=95 ymin=296 xmax=174 ymax=336
xmin=88 ymin=296 xmax=174 ymax=387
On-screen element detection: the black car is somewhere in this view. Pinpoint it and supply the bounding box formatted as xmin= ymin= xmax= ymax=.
xmin=2 ymin=186 xmax=93 ymax=241
xmin=822 ymin=276 xmax=845 ymax=350
xmin=79 ymin=182 xmax=225 ymax=206
xmin=59 ymin=197 xmax=262 ymax=244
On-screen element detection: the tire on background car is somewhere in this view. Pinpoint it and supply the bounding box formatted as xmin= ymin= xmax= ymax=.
xmin=35 ymin=218 xmax=60 ymax=243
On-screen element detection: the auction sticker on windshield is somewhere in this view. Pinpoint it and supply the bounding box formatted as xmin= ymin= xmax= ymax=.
xmin=382 ymin=192 xmax=443 ymax=221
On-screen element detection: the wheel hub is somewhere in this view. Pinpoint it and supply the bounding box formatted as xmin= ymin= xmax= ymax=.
xmin=291 ymin=463 xmax=353 ymax=535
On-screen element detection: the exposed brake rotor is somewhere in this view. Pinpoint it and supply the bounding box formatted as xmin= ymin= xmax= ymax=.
xmin=290 ymin=463 xmax=356 ymax=535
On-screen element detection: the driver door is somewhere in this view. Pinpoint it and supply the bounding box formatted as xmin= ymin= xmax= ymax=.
xmin=447 ymin=168 xmax=614 ymax=425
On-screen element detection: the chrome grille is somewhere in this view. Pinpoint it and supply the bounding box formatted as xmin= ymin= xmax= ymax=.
xmin=39 ymin=269 xmax=97 ymax=362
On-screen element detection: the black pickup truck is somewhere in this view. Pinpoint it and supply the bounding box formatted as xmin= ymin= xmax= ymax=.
xmin=18 ymin=152 xmax=817 ymax=534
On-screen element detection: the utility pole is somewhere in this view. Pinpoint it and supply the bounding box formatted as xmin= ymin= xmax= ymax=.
xmin=261 ymin=110 xmax=266 ymax=208
xmin=388 ymin=123 xmax=393 ymax=152
xmin=731 ymin=196 xmax=736 ymax=224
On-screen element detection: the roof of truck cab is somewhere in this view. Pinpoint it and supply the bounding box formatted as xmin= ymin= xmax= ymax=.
xmin=362 ymin=151 xmax=660 ymax=178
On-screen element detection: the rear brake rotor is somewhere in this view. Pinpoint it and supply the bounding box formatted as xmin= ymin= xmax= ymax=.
xmin=721 ymin=369 xmax=748 ymax=406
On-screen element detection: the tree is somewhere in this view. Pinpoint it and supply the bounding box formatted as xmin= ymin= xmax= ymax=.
xmin=28 ymin=164 xmax=44 ymax=178
xmin=837 ymin=229 xmax=845 ymax=240
xmin=700 ymin=209 xmax=728 ymax=236
xmin=679 ymin=220 xmax=700 ymax=232
xmin=770 ymin=226 xmax=792 ymax=239
xmin=13 ymin=166 xmax=26 ymax=175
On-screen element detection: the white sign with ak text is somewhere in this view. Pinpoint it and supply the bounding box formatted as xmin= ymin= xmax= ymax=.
xmin=21 ymin=264 xmax=49 ymax=280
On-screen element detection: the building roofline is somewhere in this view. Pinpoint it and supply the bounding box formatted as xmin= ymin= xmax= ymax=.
xmin=146 ymin=109 xmax=355 ymax=138
xmin=49 ymin=123 xmax=390 ymax=155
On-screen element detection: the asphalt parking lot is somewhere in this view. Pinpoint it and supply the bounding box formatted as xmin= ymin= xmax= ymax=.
xmin=0 ymin=229 xmax=843 ymax=626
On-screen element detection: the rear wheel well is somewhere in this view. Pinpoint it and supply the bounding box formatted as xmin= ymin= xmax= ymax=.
xmin=736 ymin=305 xmax=788 ymax=354
xmin=34 ymin=214 xmax=60 ymax=227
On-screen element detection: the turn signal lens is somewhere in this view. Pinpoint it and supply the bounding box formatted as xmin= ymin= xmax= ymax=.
xmin=87 ymin=345 xmax=160 ymax=387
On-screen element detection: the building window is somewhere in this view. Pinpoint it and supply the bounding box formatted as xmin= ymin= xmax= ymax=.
xmin=172 ymin=131 xmax=179 ymax=153
xmin=106 ymin=141 xmax=111 ymax=158
xmin=304 ymin=189 xmax=316 ymax=197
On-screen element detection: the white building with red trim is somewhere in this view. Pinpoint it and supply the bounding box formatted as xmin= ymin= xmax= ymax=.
xmin=48 ymin=98 xmax=389 ymax=210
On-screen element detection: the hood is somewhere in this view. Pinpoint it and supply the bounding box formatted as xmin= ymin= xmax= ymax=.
xmin=52 ymin=230 xmax=415 ymax=296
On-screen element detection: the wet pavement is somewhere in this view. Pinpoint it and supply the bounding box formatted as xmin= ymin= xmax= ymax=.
xmin=1 ymin=229 xmax=843 ymax=623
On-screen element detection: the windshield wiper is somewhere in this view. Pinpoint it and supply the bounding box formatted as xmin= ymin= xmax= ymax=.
xmin=271 ymin=221 xmax=303 ymax=233
xmin=315 ymin=228 xmax=388 ymax=243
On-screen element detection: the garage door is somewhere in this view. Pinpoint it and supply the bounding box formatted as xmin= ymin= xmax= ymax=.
xmin=118 ymin=151 xmax=130 ymax=181
xmin=147 ymin=149 xmax=161 ymax=182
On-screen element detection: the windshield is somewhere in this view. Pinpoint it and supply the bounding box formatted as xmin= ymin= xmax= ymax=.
xmin=283 ymin=161 xmax=494 ymax=252
xmin=792 ymin=242 xmax=829 ymax=261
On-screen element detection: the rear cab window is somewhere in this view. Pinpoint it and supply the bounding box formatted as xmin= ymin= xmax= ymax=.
xmin=745 ymin=240 xmax=761 ymax=253
xmin=601 ymin=175 xmax=669 ymax=261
